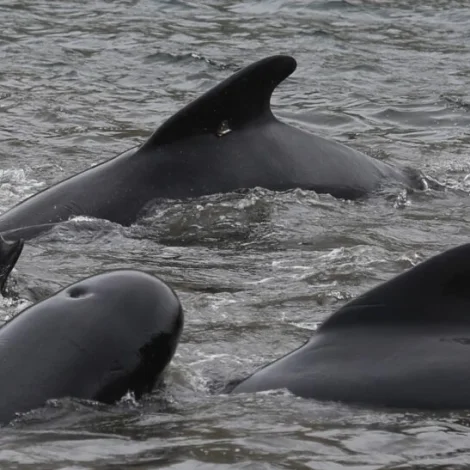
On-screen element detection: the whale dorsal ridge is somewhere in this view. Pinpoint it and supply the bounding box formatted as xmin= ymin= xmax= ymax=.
xmin=318 ymin=244 xmax=470 ymax=330
xmin=142 ymin=55 xmax=297 ymax=148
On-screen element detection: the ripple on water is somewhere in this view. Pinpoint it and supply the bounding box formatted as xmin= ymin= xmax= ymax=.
xmin=1 ymin=0 xmax=470 ymax=467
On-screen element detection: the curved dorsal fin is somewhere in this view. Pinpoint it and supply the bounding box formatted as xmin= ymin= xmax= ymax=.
xmin=319 ymin=244 xmax=470 ymax=331
xmin=141 ymin=55 xmax=297 ymax=149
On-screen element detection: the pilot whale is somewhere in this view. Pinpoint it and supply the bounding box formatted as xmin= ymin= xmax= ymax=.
xmin=0 ymin=270 xmax=183 ymax=425
xmin=0 ymin=235 xmax=23 ymax=295
xmin=0 ymin=55 xmax=422 ymax=240
xmin=231 ymin=244 xmax=470 ymax=409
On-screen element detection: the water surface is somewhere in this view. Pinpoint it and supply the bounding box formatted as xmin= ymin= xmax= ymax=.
xmin=1 ymin=0 xmax=470 ymax=468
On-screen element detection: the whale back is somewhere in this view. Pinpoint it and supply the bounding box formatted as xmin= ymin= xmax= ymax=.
xmin=319 ymin=244 xmax=470 ymax=331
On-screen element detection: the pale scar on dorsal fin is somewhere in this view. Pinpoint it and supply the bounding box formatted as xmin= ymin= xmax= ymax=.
xmin=318 ymin=243 xmax=470 ymax=330
xmin=140 ymin=55 xmax=297 ymax=149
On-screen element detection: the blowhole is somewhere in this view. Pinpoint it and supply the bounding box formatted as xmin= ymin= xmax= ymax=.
xmin=68 ymin=286 xmax=88 ymax=299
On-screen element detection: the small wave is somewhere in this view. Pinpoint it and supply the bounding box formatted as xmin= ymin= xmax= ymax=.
xmin=0 ymin=169 xmax=45 ymax=210
xmin=36 ymin=217 xmax=124 ymax=243
xmin=0 ymin=296 xmax=31 ymax=326
xmin=143 ymin=51 xmax=236 ymax=71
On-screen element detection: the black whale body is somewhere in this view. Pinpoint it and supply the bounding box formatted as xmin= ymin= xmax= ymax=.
xmin=231 ymin=244 xmax=470 ymax=410
xmin=0 ymin=235 xmax=23 ymax=295
xmin=0 ymin=270 xmax=183 ymax=425
xmin=0 ymin=55 xmax=422 ymax=240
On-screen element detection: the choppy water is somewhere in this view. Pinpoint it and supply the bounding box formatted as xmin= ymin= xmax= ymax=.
xmin=1 ymin=0 xmax=470 ymax=468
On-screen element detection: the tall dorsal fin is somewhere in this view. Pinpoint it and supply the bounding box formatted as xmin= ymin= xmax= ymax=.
xmin=319 ymin=244 xmax=470 ymax=331
xmin=141 ymin=55 xmax=297 ymax=149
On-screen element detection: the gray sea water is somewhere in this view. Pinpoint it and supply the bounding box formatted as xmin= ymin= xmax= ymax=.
xmin=1 ymin=0 xmax=470 ymax=468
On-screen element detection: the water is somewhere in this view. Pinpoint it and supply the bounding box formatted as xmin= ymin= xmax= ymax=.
xmin=1 ymin=0 xmax=470 ymax=468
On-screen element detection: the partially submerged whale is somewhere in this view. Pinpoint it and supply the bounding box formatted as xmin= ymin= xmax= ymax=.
xmin=0 ymin=55 xmax=422 ymax=240
xmin=0 ymin=235 xmax=23 ymax=296
xmin=231 ymin=244 xmax=470 ymax=409
xmin=0 ymin=270 xmax=183 ymax=425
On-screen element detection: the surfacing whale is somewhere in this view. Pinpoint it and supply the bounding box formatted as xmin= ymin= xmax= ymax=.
xmin=0 ymin=55 xmax=423 ymax=240
xmin=0 ymin=269 xmax=183 ymax=425
xmin=231 ymin=243 xmax=470 ymax=409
